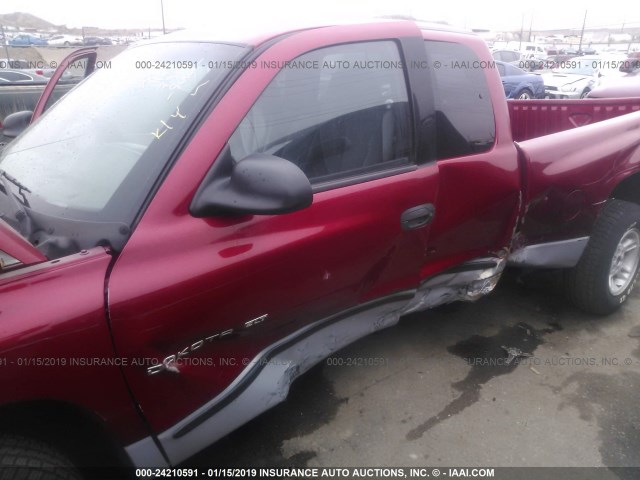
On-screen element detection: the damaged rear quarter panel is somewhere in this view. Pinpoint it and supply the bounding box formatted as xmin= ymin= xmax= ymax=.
xmin=517 ymin=110 xmax=640 ymax=244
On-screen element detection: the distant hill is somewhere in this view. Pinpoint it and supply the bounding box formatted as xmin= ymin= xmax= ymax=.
xmin=0 ymin=12 xmax=58 ymax=31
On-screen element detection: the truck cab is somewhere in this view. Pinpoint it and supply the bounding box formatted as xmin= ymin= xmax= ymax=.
xmin=1 ymin=20 xmax=640 ymax=476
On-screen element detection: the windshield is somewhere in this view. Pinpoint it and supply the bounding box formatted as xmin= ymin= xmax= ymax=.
xmin=0 ymin=41 xmax=247 ymax=258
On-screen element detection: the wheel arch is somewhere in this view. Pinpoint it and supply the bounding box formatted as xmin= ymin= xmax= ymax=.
xmin=0 ymin=399 xmax=131 ymax=468
xmin=610 ymin=172 xmax=640 ymax=206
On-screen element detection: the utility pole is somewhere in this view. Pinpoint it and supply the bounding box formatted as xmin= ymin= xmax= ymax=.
xmin=519 ymin=13 xmax=524 ymax=50
xmin=577 ymin=10 xmax=587 ymax=54
xmin=160 ymin=0 xmax=166 ymax=34
xmin=1 ymin=24 xmax=10 ymax=65
xmin=528 ymin=11 xmax=534 ymax=42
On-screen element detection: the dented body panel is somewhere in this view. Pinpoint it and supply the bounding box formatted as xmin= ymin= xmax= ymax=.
xmin=515 ymin=108 xmax=640 ymax=245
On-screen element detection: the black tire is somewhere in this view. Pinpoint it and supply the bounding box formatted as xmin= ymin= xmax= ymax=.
xmin=517 ymin=89 xmax=533 ymax=100
xmin=565 ymin=199 xmax=640 ymax=315
xmin=580 ymin=89 xmax=590 ymax=99
xmin=0 ymin=435 xmax=82 ymax=480
xmin=64 ymin=41 xmax=70 ymax=46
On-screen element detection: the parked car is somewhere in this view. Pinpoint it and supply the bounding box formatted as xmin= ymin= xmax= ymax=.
xmin=492 ymin=48 xmax=523 ymax=64
xmin=619 ymin=53 xmax=640 ymax=73
xmin=521 ymin=43 xmax=546 ymax=57
xmin=542 ymin=54 xmax=627 ymax=98
xmin=519 ymin=43 xmax=547 ymax=70
xmin=2 ymin=20 xmax=640 ymax=476
xmin=587 ymin=68 xmax=640 ymax=98
xmin=496 ymin=61 xmax=544 ymax=99
xmin=542 ymin=54 xmax=576 ymax=70
xmin=83 ymin=36 xmax=113 ymax=46
xmin=0 ymin=69 xmax=49 ymax=83
xmin=47 ymin=34 xmax=83 ymax=47
xmin=8 ymin=34 xmax=48 ymax=46
xmin=492 ymin=49 xmax=540 ymax=72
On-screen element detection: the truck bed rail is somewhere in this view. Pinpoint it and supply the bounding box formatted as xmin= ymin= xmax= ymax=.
xmin=508 ymin=98 xmax=640 ymax=142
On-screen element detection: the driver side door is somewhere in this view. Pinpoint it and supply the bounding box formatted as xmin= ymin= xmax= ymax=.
xmin=107 ymin=24 xmax=440 ymax=465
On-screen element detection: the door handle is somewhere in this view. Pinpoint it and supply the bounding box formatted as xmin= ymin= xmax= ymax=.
xmin=401 ymin=203 xmax=435 ymax=231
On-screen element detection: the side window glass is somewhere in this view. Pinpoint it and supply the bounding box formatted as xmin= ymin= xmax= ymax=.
xmin=228 ymin=41 xmax=412 ymax=184
xmin=497 ymin=63 xmax=506 ymax=76
xmin=425 ymin=40 xmax=496 ymax=159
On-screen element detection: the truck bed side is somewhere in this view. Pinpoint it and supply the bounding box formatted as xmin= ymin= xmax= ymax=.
xmin=514 ymin=106 xmax=640 ymax=246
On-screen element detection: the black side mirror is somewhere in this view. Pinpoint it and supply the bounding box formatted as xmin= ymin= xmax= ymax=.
xmin=2 ymin=111 xmax=33 ymax=138
xmin=190 ymin=151 xmax=312 ymax=217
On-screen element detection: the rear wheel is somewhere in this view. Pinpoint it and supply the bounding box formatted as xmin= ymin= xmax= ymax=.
xmin=565 ymin=199 xmax=640 ymax=314
xmin=517 ymin=89 xmax=533 ymax=100
xmin=0 ymin=435 xmax=82 ymax=480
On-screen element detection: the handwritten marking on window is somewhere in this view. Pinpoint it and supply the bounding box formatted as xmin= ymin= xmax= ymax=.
xmin=170 ymin=106 xmax=186 ymax=119
xmin=151 ymin=106 xmax=187 ymax=140
xmin=190 ymin=80 xmax=210 ymax=96
xmin=151 ymin=128 xmax=167 ymax=140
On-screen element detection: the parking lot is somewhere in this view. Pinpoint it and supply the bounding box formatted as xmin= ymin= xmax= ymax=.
xmin=184 ymin=270 xmax=640 ymax=472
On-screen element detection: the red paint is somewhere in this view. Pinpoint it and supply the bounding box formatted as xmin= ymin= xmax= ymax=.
xmin=0 ymin=248 xmax=149 ymax=445
xmin=2 ymin=20 xmax=640 ymax=466
xmin=516 ymin=107 xmax=640 ymax=243
xmin=108 ymin=21 xmax=438 ymax=433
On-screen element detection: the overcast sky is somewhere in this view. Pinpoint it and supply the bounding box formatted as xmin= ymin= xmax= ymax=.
xmin=0 ymin=0 xmax=638 ymax=32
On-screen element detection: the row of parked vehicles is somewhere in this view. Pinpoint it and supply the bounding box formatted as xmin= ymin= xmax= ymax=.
xmin=492 ymin=47 xmax=640 ymax=100
xmin=5 ymin=33 xmax=114 ymax=47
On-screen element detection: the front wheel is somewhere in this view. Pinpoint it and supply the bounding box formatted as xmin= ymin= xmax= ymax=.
xmin=0 ymin=435 xmax=82 ymax=480
xmin=565 ymin=199 xmax=640 ymax=315
xmin=517 ymin=89 xmax=533 ymax=100
xmin=580 ymin=89 xmax=590 ymax=99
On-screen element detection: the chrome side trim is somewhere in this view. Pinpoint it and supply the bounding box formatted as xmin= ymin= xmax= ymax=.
xmin=507 ymin=237 xmax=589 ymax=268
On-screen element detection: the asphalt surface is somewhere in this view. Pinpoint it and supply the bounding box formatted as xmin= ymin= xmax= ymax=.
xmin=183 ymin=269 xmax=640 ymax=474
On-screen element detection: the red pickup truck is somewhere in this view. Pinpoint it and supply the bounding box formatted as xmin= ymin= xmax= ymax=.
xmin=1 ymin=19 xmax=640 ymax=476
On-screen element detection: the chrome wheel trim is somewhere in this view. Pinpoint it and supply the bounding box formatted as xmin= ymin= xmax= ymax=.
xmin=609 ymin=228 xmax=640 ymax=296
